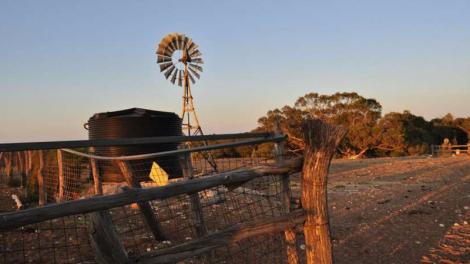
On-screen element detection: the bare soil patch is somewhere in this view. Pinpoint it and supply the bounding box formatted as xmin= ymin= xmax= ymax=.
xmin=322 ymin=156 xmax=470 ymax=264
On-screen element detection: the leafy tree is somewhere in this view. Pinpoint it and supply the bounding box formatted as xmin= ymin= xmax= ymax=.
xmin=431 ymin=114 xmax=468 ymax=145
xmin=374 ymin=111 xmax=433 ymax=156
xmin=256 ymin=92 xmax=382 ymax=158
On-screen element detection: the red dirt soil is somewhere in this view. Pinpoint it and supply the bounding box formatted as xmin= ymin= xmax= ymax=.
xmin=322 ymin=156 xmax=470 ymax=264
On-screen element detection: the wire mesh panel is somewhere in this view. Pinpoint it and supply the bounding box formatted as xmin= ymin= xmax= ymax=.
xmin=0 ymin=136 xmax=299 ymax=263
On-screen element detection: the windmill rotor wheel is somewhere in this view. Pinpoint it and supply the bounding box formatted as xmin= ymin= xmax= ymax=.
xmin=156 ymin=33 xmax=203 ymax=87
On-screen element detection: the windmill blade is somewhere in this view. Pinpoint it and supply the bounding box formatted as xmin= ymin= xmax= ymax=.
xmin=182 ymin=36 xmax=191 ymax=50
xmin=177 ymin=70 xmax=183 ymax=87
xmin=172 ymin=36 xmax=180 ymax=50
xmin=189 ymin=63 xmax=203 ymax=73
xmin=164 ymin=65 xmax=176 ymax=79
xmin=165 ymin=34 xmax=177 ymax=48
xmin=188 ymin=71 xmax=196 ymax=84
xmin=170 ymin=68 xmax=178 ymax=84
xmin=190 ymin=57 xmax=204 ymax=64
xmin=178 ymin=35 xmax=186 ymax=50
xmin=162 ymin=47 xmax=173 ymax=57
xmin=159 ymin=39 xmax=175 ymax=55
xmin=189 ymin=49 xmax=202 ymax=58
xmin=188 ymin=66 xmax=201 ymax=79
xmin=187 ymin=42 xmax=198 ymax=53
xmin=159 ymin=62 xmax=173 ymax=72
xmin=157 ymin=55 xmax=172 ymax=63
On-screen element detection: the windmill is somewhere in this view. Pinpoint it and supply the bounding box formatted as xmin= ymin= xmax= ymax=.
xmin=156 ymin=33 xmax=218 ymax=171
xmin=156 ymin=33 xmax=204 ymax=137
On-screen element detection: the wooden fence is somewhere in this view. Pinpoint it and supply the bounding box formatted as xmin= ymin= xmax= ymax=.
xmin=0 ymin=119 xmax=346 ymax=263
xmin=431 ymin=144 xmax=470 ymax=157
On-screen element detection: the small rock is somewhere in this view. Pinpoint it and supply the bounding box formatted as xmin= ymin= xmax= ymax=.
xmin=453 ymin=223 xmax=460 ymax=227
xmin=464 ymin=206 xmax=469 ymax=210
xmin=415 ymin=241 xmax=421 ymax=244
xmin=300 ymin=244 xmax=306 ymax=250
xmin=439 ymin=224 xmax=445 ymax=228
xmin=463 ymin=221 xmax=468 ymax=225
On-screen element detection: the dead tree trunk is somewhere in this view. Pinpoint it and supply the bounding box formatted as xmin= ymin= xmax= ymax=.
xmin=301 ymin=119 xmax=347 ymax=264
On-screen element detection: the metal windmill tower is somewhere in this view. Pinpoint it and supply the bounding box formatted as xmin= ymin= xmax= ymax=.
xmin=156 ymin=33 xmax=204 ymax=136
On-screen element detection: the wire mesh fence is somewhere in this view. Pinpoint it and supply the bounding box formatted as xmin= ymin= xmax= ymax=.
xmin=0 ymin=136 xmax=304 ymax=263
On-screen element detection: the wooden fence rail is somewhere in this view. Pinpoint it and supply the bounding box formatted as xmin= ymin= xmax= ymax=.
xmin=0 ymin=158 xmax=302 ymax=230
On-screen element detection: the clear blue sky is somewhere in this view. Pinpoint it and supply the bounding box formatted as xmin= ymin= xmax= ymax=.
xmin=1 ymin=0 xmax=469 ymax=142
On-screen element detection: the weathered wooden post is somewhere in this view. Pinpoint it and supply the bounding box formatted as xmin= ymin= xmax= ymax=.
xmin=0 ymin=152 xmax=3 ymax=181
xmin=57 ymin=149 xmax=65 ymax=201
xmin=4 ymin=152 xmax=12 ymax=184
xmin=37 ymin=150 xmax=46 ymax=206
xmin=16 ymin=152 xmax=25 ymax=187
xmin=117 ymin=160 xmax=167 ymax=241
xmin=274 ymin=118 xmax=299 ymax=264
xmin=88 ymin=150 xmax=129 ymax=264
xmin=89 ymin=210 xmax=131 ymax=264
xmin=301 ymin=119 xmax=347 ymax=264
xmin=89 ymin=147 xmax=103 ymax=195
xmin=24 ymin=151 xmax=33 ymax=199
xmin=179 ymin=149 xmax=207 ymax=237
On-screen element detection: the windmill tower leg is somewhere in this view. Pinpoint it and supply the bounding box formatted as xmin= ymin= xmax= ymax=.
xmin=182 ymin=65 xmax=218 ymax=171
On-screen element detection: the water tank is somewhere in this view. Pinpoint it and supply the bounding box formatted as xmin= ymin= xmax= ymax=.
xmin=86 ymin=108 xmax=182 ymax=182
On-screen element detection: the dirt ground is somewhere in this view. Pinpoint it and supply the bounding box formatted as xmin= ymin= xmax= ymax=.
xmin=322 ymin=155 xmax=470 ymax=264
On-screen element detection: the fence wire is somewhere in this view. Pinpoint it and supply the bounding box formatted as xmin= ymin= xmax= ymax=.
xmin=0 ymin=141 xmax=301 ymax=264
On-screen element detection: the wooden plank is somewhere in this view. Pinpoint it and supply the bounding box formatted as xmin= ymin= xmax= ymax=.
xmin=0 ymin=158 xmax=302 ymax=230
xmin=301 ymin=119 xmax=347 ymax=264
xmin=179 ymin=151 xmax=207 ymax=237
xmin=37 ymin=150 xmax=46 ymax=206
xmin=89 ymin=210 xmax=131 ymax=264
xmin=274 ymin=119 xmax=299 ymax=264
xmin=117 ymin=160 xmax=167 ymax=241
xmin=0 ymin=132 xmax=274 ymax=152
xmin=136 ymin=209 xmax=306 ymax=264
xmin=57 ymin=150 xmax=65 ymax=202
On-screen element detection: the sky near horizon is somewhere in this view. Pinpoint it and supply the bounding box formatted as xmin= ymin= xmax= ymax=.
xmin=1 ymin=1 xmax=469 ymax=142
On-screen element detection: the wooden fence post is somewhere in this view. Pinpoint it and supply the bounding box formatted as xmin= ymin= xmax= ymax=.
xmin=274 ymin=118 xmax=299 ymax=264
xmin=16 ymin=152 xmax=25 ymax=187
xmin=38 ymin=150 xmax=46 ymax=206
xmin=117 ymin=160 xmax=167 ymax=241
xmin=5 ymin=152 xmax=12 ymax=184
xmin=89 ymin=147 xmax=103 ymax=195
xmin=179 ymin=150 xmax=207 ymax=237
xmin=89 ymin=210 xmax=131 ymax=264
xmin=301 ymin=119 xmax=347 ymax=264
xmin=88 ymin=152 xmax=129 ymax=264
xmin=57 ymin=149 xmax=65 ymax=202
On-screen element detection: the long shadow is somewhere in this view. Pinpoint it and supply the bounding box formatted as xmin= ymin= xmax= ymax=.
xmin=329 ymin=159 xmax=470 ymax=263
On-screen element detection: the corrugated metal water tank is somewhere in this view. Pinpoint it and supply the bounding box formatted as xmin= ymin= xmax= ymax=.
xmin=86 ymin=108 xmax=182 ymax=182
